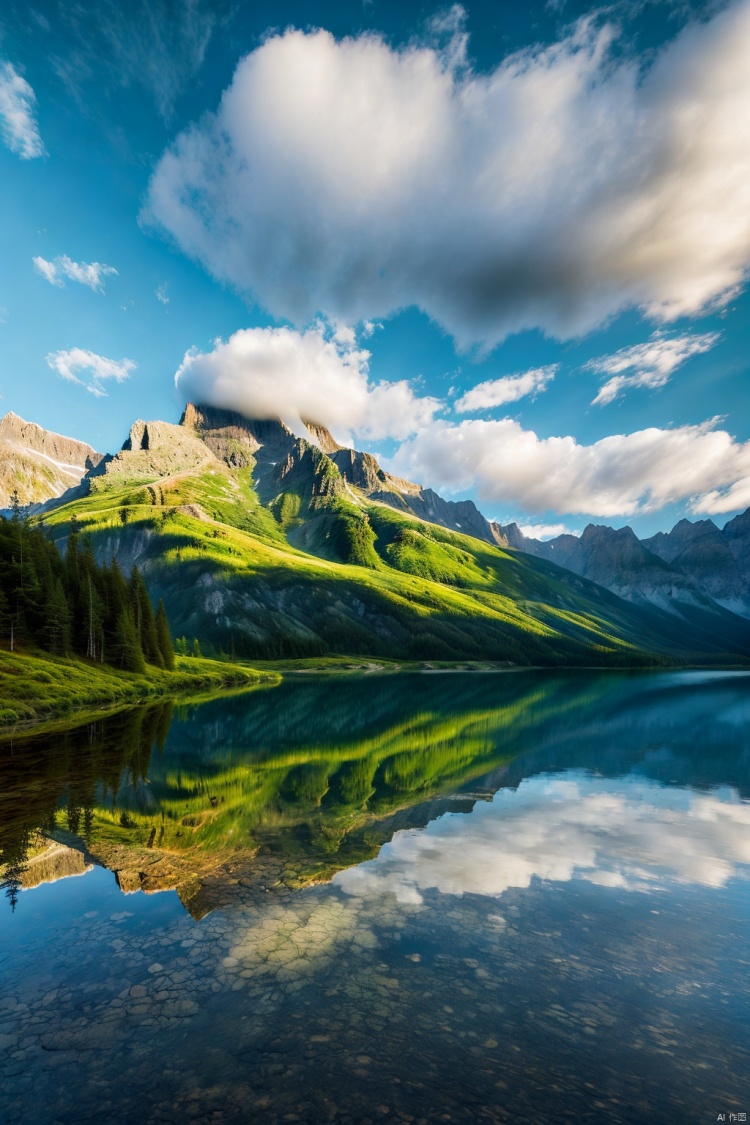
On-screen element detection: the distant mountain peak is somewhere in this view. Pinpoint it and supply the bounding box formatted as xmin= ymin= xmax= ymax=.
xmin=0 ymin=410 xmax=102 ymax=509
xmin=497 ymin=509 xmax=750 ymax=620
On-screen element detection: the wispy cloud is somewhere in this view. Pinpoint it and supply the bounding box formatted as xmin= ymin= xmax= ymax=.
xmin=587 ymin=332 xmax=720 ymax=406
xmin=51 ymin=0 xmax=232 ymax=121
xmin=46 ymin=347 xmax=135 ymax=397
xmin=33 ymin=255 xmax=118 ymax=292
xmin=455 ymin=366 xmax=557 ymax=412
xmin=0 ymin=60 xmax=45 ymax=159
xmin=156 ymin=283 xmax=169 ymax=305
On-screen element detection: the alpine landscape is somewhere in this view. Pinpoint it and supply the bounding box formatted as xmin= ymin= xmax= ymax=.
xmin=1 ymin=2 xmax=750 ymax=1124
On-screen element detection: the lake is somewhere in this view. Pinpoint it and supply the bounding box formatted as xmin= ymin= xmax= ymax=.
xmin=1 ymin=669 xmax=749 ymax=1123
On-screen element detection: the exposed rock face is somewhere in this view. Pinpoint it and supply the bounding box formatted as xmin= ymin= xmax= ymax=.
xmin=724 ymin=509 xmax=750 ymax=585
xmin=305 ymin=421 xmax=342 ymax=454
xmin=0 ymin=411 xmax=102 ymax=508
xmin=181 ymin=403 xmax=499 ymax=545
xmin=493 ymin=515 xmax=750 ymax=619
xmin=399 ymin=487 xmax=495 ymax=542
xmin=93 ymin=418 xmax=220 ymax=486
xmin=643 ymin=518 xmax=750 ymax=616
xmin=331 ymin=448 xmax=385 ymax=491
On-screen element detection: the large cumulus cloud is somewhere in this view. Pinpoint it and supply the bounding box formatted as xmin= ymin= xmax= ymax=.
xmin=389 ymin=416 xmax=750 ymax=517
xmin=146 ymin=2 xmax=750 ymax=349
xmin=175 ymin=324 xmax=440 ymax=440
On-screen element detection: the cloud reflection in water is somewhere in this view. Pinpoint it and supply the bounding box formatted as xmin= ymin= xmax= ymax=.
xmin=335 ymin=772 xmax=750 ymax=905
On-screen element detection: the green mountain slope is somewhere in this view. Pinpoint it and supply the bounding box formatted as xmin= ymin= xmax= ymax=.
xmin=37 ymin=406 xmax=750 ymax=666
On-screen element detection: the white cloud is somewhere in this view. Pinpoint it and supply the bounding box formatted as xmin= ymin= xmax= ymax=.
xmin=146 ymin=2 xmax=750 ymax=349
xmin=335 ymin=772 xmax=750 ymax=904
xmin=46 ymin=347 xmax=136 ymax=397
xmin=175 ymin=324 xmax=441 ymax=442
xmin=156 ymin=284 xmax=169 ymax=305
xmin=390 ymin=416 xmax=750 ymax=517
xmin=517 ymin=522 xmax=572 ymax=540
xmin=455 ymin=365 xmax=557 ymax=412
xmin=33 ymin=255 xmax=118 ymax=292
xmin=0 ymin=61 xmax=45 ymax=159
xmin=588 ymin=331 xmax=720 ymax=406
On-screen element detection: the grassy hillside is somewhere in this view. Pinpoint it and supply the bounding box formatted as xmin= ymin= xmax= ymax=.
xmin=35 ymin=420 xmax=750 ymax=666
xmin=0 ymin=648 xmax=277 ymax=731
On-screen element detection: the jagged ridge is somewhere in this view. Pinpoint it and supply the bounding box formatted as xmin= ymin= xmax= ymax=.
xmin=0 ymin=411 xmax=102 ymax=509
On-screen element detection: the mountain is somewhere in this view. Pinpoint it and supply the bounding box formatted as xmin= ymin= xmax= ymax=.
xmin=183 ymin=404 xmax=499 ymax=543
xmin=643 ymin=517 xmax=750 ymax=617
xmin=0 ymin=411 xmax=102 ymax=509
xmin=496 ymin=511 xmax=750 ymax=620
xmin=33 ymin=403 xmax=750 ymax=666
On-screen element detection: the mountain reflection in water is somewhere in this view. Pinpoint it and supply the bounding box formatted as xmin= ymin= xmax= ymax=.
xmin=0 ymin=670 xmax=749 ymax=1124
xmin=2 ymin=670 xmax=750 ymax=914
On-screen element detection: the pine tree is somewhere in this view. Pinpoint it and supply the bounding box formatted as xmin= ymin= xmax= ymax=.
xmin=114 ymin=605 xmax=146 ymax=673
xmin=155 ymin=600 xmax=175 ymax=669
xmin=129 ymin=567 xmax=163 ymax=667
xmin=45 ymin=577 xmax=71 ymax=655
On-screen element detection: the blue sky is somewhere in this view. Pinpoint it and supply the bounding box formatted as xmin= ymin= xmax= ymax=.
xmin=1 ymin=0 xmax=749 ymax=537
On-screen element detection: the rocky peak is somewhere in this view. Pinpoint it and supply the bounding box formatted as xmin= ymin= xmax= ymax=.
xmin=183 ymin=402 xmax=499 ymax=545
xmin=181 ymin=403 xmax=297 ymax=469
xmin=304 ymin=421 xmax=342 ymax=454
xmin=95 ymin=418 xmax=218 ymax=486
xmin=644 ymin=518 xmax=723 ymax=565
xmin=723 ymin=509 xmax=750 ymax=578
xmin=330 ymin=448 xmax=386 ymax=491
xmin=0 ymin=410 xmax=100 ymax=469
xmin=0 ymin=410 xmax=103 ymax=508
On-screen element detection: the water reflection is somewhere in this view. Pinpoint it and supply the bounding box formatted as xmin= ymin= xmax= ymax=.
xmin=1 ymin=670 xmax=749 ymax=1124
xmin=2 ymin=670 xmax=750 ymax=915
xmin=337 ymin=772 xmax=750 ymax=903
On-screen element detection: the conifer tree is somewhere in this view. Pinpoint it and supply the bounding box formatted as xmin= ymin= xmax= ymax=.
xmin=45 ymin=577 xmax=71 ymax=655
xmin=129 ymin=567 xmax=163 ymax=667
xmin=114 ymin=605 xmax=146 ymax=673
xmin=0 ymin=515 xmax=179 ymax=671
xmin=155 ymin=600 xmax=175 ymax=670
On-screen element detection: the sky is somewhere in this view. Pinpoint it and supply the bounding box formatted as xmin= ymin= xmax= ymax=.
xmin=1 ymin=0 xmax=750 ymax=539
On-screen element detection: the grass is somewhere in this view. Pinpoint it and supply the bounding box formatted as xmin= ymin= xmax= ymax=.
xmin=0 ymin=648 xmax=279 ymax=733
xmin=34 ymin=447 xmax=750 ymax=667
xmin=39 ymin=473 xmax=673 ymax=666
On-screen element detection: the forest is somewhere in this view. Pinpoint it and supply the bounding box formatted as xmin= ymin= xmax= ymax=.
xmin=0 ymin=496 xmax=174 ymax=673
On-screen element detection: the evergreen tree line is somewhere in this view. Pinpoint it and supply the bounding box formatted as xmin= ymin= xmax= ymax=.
xmin=0 ymin=501 xmax=175 ymax=673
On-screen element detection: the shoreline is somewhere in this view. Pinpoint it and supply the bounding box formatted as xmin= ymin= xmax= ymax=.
xmin=0 ymin=649 xmax=279 ymax=739
xmin=3 ymin=652 xmax=749 ymax=740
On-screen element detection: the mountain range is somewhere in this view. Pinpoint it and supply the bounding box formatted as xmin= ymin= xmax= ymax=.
xmin=4 ymin=406 xmax=750 ymax=665
xmin=493 ymin=511 xmax=750 ymax=620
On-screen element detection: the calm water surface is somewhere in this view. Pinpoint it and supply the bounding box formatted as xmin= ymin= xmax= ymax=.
xmin=1 ymin=670 xmax=749 ymax=1124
